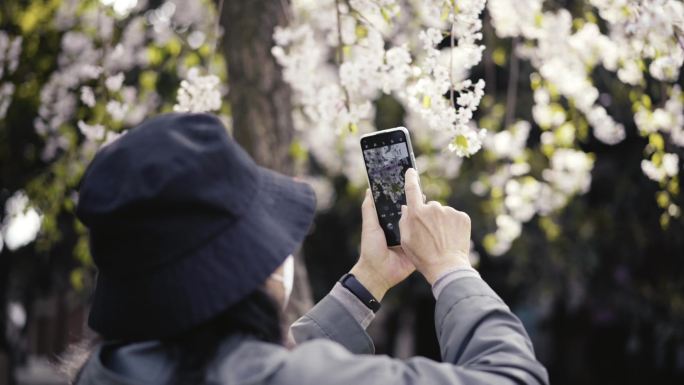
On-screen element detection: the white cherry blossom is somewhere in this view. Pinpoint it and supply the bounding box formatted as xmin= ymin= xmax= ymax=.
xmin=173 ymin=67 xmax=222 ymax=113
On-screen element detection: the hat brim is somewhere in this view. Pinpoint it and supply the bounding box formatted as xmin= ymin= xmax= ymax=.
xmin=88 ymin=166 xmax=317 ymax=340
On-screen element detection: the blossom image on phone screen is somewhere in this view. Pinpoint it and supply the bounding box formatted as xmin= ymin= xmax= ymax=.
xmin=362 ymin=139 xmax=412 ymax=246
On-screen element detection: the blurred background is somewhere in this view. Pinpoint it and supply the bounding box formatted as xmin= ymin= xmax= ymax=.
xmin=1 ymin=0 xmax=683 ymax=384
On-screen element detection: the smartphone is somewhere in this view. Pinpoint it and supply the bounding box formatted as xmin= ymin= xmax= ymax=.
xmin=360 ymin=127 xmax=417 ymax=247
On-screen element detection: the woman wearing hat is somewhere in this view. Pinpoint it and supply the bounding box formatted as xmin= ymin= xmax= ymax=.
xmin=72 ymin=113 xmax=548 ymax=384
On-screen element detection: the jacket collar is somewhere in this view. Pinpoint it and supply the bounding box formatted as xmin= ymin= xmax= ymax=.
xmin=77 ymin=334 xmax=281 ymax=385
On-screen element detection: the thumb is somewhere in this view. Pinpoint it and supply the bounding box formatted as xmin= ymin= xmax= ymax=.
xmin=362 ymin=189 xmax=381 ymax=230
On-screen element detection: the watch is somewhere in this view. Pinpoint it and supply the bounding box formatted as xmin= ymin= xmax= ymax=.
xmin=339 ymin=273 xmax=381 ymax=313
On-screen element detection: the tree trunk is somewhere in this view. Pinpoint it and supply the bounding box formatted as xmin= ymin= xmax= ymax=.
xmin=220 ymin=0 xmax=295 ymax=173
xmin=0 ymin=249 xmax=17 ymax=385
xmin=219 ymin=0 xmax=314 ymax=325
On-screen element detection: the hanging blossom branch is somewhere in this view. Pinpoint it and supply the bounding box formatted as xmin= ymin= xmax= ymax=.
xmin=15 ymin=0 xmax=223 ymax=255
xmin=408 ymin=0 xmax=487 ymax=157
xmin=0 ymin=32 xmax=22 ymax=120
xmin=173 ymin=0 xmax=225 ymax=113
xmin=33 ymin=0 xmax=222 ymax=162
xmin=472 ymin=0 xmax=684 ymax=255
xmin=272 ymin=0 xmax=488 ymax=159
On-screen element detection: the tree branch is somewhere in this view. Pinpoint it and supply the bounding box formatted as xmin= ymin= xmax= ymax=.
xmin=505 ymin=37 xmax=519 ymax=129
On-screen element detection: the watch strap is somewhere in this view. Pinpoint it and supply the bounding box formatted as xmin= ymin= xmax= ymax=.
xmin=339 ymin=273 xmax=381 ymax=313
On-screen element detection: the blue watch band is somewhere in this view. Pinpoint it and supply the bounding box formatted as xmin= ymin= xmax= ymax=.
xmin=339 ymin=273 xmax=381 ymax=313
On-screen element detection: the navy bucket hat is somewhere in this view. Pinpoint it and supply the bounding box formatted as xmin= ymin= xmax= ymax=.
xmin=76 ymin=113 xmax=316 ymax=340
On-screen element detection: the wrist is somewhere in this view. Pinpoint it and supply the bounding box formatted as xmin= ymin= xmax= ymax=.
xmin=349 ymin=262 xmax=390 ymax=301
xmin=420 ymin=255 xmax=471 ymax=285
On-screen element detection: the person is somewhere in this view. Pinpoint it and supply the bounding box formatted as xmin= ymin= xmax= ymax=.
xmin=71 ymin=113 xmax=549 ymax=385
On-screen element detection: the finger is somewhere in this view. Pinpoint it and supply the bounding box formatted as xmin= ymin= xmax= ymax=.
xmin=399 ymin=205 xmax=408 ymax=229
xmin=404 ymin=168 xmax=423 ymax=207
xmin=361 ymin=188 xmax=381 ymax=230
xmin=398 ymin=205 xmax=413 ymax=254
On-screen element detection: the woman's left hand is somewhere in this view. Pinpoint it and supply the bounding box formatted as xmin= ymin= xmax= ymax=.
xmin=350 ymin=189 xmax=415 ymax=301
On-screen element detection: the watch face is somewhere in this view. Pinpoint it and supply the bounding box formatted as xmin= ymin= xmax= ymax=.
xmin=367 ymin=298 xmax=381 ymax=312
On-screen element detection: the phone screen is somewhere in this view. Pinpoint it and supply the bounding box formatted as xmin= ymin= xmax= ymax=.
xmin=361 ymin=130 xmax=413 ymax=246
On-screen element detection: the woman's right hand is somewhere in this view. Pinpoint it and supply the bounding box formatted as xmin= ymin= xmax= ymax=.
xmin=399 ymin=168 xmax=472 ymax=284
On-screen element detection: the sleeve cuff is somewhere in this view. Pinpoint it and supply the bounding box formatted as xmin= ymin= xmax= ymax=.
xmin=290 ymin=285 xmax=376 ymax=354
xmin=431 ymin=267 xmax=481 ymax=299
xmin=330 ymin=282 xmax=375 ymax=329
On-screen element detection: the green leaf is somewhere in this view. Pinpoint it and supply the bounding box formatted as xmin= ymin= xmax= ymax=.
xmin=184 ymin=52 xmax=201 ymax=68
xmin=70 ymin=268 xmax=84 ymax=291
xmin=140 ymin=71 xmax=158 ymax=91
xmin=483 ymin=233 xmax=498 ymax=254
xmin=289 ymin=140 xmax=308 ymax=161
xmin=659 ymin=212 xmax=670 ymax=229
xmin=539 ymin=217 xmax=560 ymax=241
xmin=656 ymin=191 xmax=670 ymax=208
xmin=355 ymin=25 xmax=368 ymax=40
xmin=668 ymin=178 xmax=679 ymax=195
xmin=381 ymin=7 xmax=391 ymax=22
xmin=166 ymin=37 xmax=182 ymax=56
xmin=641 ymin=94 xmax=652 ymax=109
xmin=147 ymin=46 xmax=164 ymax=66
xmin=422 ymin=95 xmax=431 ymax=108
xmin=492 ymin=47 xmax=507 ymax=66
xmin=649 ymin=133 xmax=665 ymax=152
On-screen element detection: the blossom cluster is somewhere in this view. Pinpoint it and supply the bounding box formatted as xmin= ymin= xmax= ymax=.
xmin=591 ymin=0 xmax=684 ymax=84
xmin=475 ymin=0 xmax=684 ymax=254
xmin=0 ymin=191 xmax=43 ymax=253
xmin=477 ymin=118 xmax=596 ymax=255
xmin=490 ymin=0 xmax=684 ymax=148
xmin=0 ymin=31 xmax=22 ymax=119
xmin=635 ymin=86 xmax=684 ymax=147
xmin=173 ymin=67 xmax=222 ymax=113
xmin=272 ymin=0 xmax=488 ymax=191
xmin=641 ymin=153 xmax=679 ymax=182
xmin=0 ymin=0 xmax=222 ymax=251
xmin=34 ymin=0 xmax=219 ymax=161
xmin=636 ymin=86 xmax=683 ymax=206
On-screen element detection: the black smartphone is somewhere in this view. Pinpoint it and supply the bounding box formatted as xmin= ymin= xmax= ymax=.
xmin=360 ymin=127 xmax=417 ymax=247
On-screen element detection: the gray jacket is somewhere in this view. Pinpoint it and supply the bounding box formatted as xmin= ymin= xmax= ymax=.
xmin=76 ymin=275 xmax=549 ymax=385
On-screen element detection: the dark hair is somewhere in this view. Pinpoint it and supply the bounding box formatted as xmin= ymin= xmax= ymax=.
xmin=62 ymin=288 xmax=282 ymax=384
xmin=169 ymin=288 xmax=283 ymax=384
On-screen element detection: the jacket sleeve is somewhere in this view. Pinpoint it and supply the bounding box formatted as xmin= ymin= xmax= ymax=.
xmin=279 ymin=276 xmax=549 ymax=385
xmin=290 ymin=283 xmax=375 ymax=354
